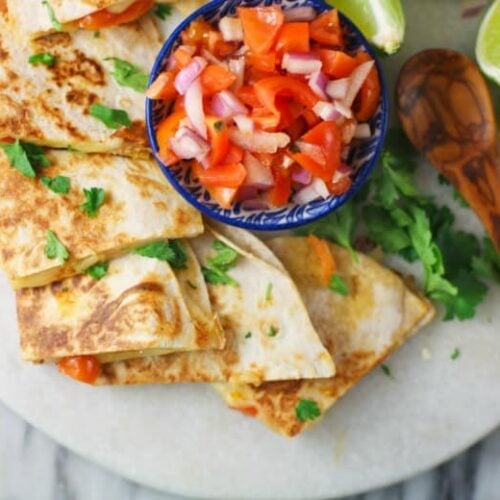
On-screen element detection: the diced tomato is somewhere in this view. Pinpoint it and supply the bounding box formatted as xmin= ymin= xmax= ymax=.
xmin=231 ymin=405 xmax=258 ymax=417
xmin=146 ymin=71 xmax=177 ymax=100
xmin=155 ymin=110 xmax=186 ymax=166
xmin=223 ymin=144 xmax=244 ymax=164
xmin=182 ymin=19 xmax=213 ymax=47
xmin=173 ymin=95 xmax=185 ymax=112
xmin=245 ymin=66 xmax=276 ymax=84
xmin=246 ymin=51 xmax=277 ymax=73
xmin=267 ymin=166 xmax=291 ymax=207
xmin=285 ymin=116 xmax=308 ymax=142
xmin=172 ymin=46 xmax=194 ymax=68
xmin=328 ymin=176 xmax=352 ymax=196
xmin=289 ymin=121 xmax=341 ymax=181
xmin=206 ymin=117 xmax=230 ymax=167
xmin=302 ymin=108 xmax=321 ymax=128
xmin=201 ymin=65 xmax=237 ymax=95
xmin=76 ymin=0 xmax=153 ymax=29
xmin=308 ymin=234 xmax=336 ymax=286
xmin=236 ymin=85 xmax=261 ymax=108
xmin=58 ymin=355 xmax=101 ymax=384
xmin=316 ymin=49 xmax=358 ymax=78
xmin=193 ymin=161 xmax=247 ymax=188
xmin=310 ymin=9 xmax=344 ymax=47
xmin=275 ymin=22 xmax=310 ymax=54
xmin=237 ymin=6 xmax=284 ymax=54
xmin=353 ymin=52 xmax=381 ymax=121
xmin=251 ymin=107 xmax=280 ymax=131
xmin=207 ymin=30 xmax=239 ymax=58
xmin=207 ymin=186 xmax=239 ymax=208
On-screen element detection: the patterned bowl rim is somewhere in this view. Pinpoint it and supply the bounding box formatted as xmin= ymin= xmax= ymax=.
xmin=146 ymin=0 xmax=389 ymax=231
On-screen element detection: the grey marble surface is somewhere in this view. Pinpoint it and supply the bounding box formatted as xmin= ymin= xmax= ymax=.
xmin=1 ymin=401 xmax=499 ymax=500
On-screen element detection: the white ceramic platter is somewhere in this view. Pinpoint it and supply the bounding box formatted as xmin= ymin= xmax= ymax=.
xmin=1 ymin=1 xmax=499 ymax=498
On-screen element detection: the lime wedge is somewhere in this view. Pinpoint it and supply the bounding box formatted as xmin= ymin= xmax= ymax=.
xmin=327 ymin=0 xmax=405 ymax=54
xmin=476 ymin=0 xmax=500 ymax=86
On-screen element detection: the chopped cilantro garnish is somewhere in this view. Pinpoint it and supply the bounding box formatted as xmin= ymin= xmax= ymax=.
xmin=45 ymin=230 xmax=69 ymax=262
xmin=29 ymin=53 xmax=56 ymax=66
xmin=202 ymin=266 xmax=238 ymax=287
xmin=202 ymin=240 xmax=239 ymax=287
xmin=295 ymin=399 xmax=321 ymax=422
xmin=267 ymin=325 xmax=278 ymax=337
xmin=472 ymin=237 xmax=500 ymax=284
xmin=41 ymin=175 xmax=70 ymax=195
xmin=0 ymin=140 xmax=49 ymax=178
xmin=153 ymin=3 xmax=172 ymax=20
xmin=93 ymin=31 xmax=100 ymax=38
xmin=105 ymin=58 xmax=148 ymax=92
xmin=134 ymin=240 xmax=187 ymax=269
xmin=381 ymin=364 xmax=392 ymax=378
xmin=265 ymin=283 xmax=273 ymax=301
xmin=245 ymin=331 xmax=252 ymax=339
xmin=89 ymin=103 xmax=132 ymax=129
xmin=42 ymin=1 xmax=62 ymax=30
xmin=329 ymin=274 xmax=349 ymax=296
xmin=80 ymin=187 xmax=105 ymax=218
xmin=451 ymin=347 xmax=461 ymax=360
xmin=85 ymin=262 xmax=109 ymax=280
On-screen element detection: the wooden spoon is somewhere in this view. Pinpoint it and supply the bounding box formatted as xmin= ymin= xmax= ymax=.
xmin=396 ymin=49 xmax=500 ymax=250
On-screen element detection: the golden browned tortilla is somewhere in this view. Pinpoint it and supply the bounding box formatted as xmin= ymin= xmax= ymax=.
xmin=0 ymin=11 xmax=160 ymax=156
xmin=95 ymin=229 xmax=335 ymax=385
xmin=214 ymin=237 xmax=435 ymax=437
xmin=17 ymin=244 xmax=224 ymax=363
xmin=0 ymin=150 xmax=203 ymax=289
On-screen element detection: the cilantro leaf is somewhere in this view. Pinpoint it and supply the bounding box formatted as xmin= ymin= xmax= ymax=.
xmin=85 ymin=262 xmax=109 ymax=280
xmin=267 ymin=325 xmax=278 ymax=337
xmin=296 ymin=202 xmax=358 ymax=261
xmin=329 ymin=274 xmax=349 ymax=296
xmin=153 ymin=3 xmax=172 ymax=20
xmin=44 ymin=230 xmax=69 ymax=262
xmin=41 ymin=175 xmax=70 ymax=195
xmin=1 ymin=140 xmax=49 ymax=178
xmin=42 ymin=1 xmax=62 ymax=30
xmin=89 ymin=103 xmax=132 ymax=129
xmin=80 ymin=187 xmax=105 ymax=218
xmin=381 ymin=364 xmax=393 ymax=378
xmin=295 ymin=399 xmax=321 ymax=422
xmin=436 ymin=229 xmax=479 ymax=281
xmin=105 ymin=58 xmax=148 ymax=92
xmin=424 ymin=202 xmax=455 ymax=234
xmin=244 ymin=331 xmax=252 ymax=339
xmin=472 ymin=237 xmax=500 ymax=284
xmin=202 ymin=266 xmax=238 ymax=287
xmin=166 ymin=240 xmax=188 ymax=269
xmin=134 ymin=241 xmax=174 ymax=261
xmin=451 ymin=348 xmax=460 ymax=360
xmin=265 ymin=283 xmax=273 ymax=301
xmin=29 ymin=53 xmax=57 ymax=66
xmin=208 ymin=240 xmax=238 ymax=270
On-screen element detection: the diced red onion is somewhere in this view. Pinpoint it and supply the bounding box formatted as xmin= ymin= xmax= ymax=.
xmin=241 ymin=198 xmax=270 ymax=210
xmin=169 ymin=126 xmax=209 ymax=161
xmin=354 ymin=123 xmax=371 ymax=139
xmin=211 ymin=90 xmax=248 ymax=119
xmin=342 ymin=60 xmax=374 ymax=107
xmin=228 ymin=57 xmax=245 ymax=91
xmin=282 ymin=52 xmax=322 ymax=75
xmin=333 ymin=100 xmax=353 ymax=119
xmin=175 ymin=57 xmax=207 ymax=95
xmin=237 ymin=186 xmax=260 ymax=201
xmin=308 ymin=71 xmax=328 ymax=100
xmin=229 ymin=128 xmax=290 ymax=153
xmin=243 ymin=152 xmax=275 ymax=189
xmin=294 ymin=178 xmax=329 ymax=204
xmin=312 ymin=101 xmax=341 ymax=121
xmin=284 ymin=6 xmax=316 ymax=21
xmin=201 ymin=49 xmax=225 ymax=66
xmin=326 ymin=78 xmax=349 ymax=100
xmin=295 ymin=141 xmax=325 ymax=165
xmin=292 ymin=167 xmax=312 ymax=185
xmin=185 ymin=78 xmax=207 ymax=139
xmin=219 ymin=16 xmax=243 ymax=42
xmin=233 ymin=114 xmax=254 ymax=134
xmin=332 ymin=163 xmax=353 ymax=183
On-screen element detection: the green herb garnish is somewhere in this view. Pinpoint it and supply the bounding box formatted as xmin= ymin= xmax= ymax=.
xmin=265 ymin=283 xmax=273 ymax=301
xmin=214 ymin=120 xmax=225 ymax=131
xmin=93 ymin=31 xmax=100 ymax=38
xmin=85 ymin=262 xmax=109 ymax=280
xmin=41 ymin=175 xmax=70 ymax=195
xmin=202 ymin=266 xmax=238 ymax=287
xmin=105 ymin=58 xmax=148 ymax=92
xmin=153 ymin=3 xmax=172 ymax=20
xmin=89 ymin=103 xmax=132 ymax=129
xmin=29 ymin=53 xmax=56 ymax=66
xmin=202 ymin=240 xmax=239 ymax=287
xmin=472 ymin=237 xmax=500 ymax=284
xmin=381 ymin=364 xmax=392 ymax=378
xmin=42 ymin=1 xmax=63 ymax=30
xmin=295 ymin=399 xmax=321 ymax=422
xmin=80 ymin=187 xmax=105 ymax=218
xmin=267 ymin=325 xmax=278 ymax=337
xmin=45 ymin=230 xmax=69 ymax=262
xmin=245 ymin=331 xmax=252 ymax=339
xmin=329 ymin=274 xmax=349 ymax=296
xmin=0 ymin=140 xmax=49 ymax=178
xmin=451 ymin=348 xmax=461 ymax=361
xmin=134 ymin=240 xmax=188 ymax=269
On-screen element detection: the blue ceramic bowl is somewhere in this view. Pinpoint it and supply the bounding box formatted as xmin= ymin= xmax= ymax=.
xmin=146 ymin=0 xmax=389 ymax=231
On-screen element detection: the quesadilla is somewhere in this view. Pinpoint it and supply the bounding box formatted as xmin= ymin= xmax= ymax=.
xmin=7 ymin=0 xmax=203 ymax=39
xmin=0 ymin=149 xmax=203 ymax=289
xmin=95 ymin=229 xmax=335 ymax=385
xmin=214 ymin=237 xmax=435 ymax=437
xmin=17 ymin=246 xmax=225 ymax=363
xmin=0 ymin=12 xmax=160 ymax=156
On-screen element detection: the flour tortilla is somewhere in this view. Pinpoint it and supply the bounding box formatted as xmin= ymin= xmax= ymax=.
xmin=0 ymin=150 xmax=203 ymax=289
xmin=96 ymin=229 xmax=335 ymax=385
xmin=214 ymin=237 xmax=435 ymax=437
xmin=17 ymin=246 xmax=224 ymax=363
xmin=0 ymin=11 xmax=160 ymax=156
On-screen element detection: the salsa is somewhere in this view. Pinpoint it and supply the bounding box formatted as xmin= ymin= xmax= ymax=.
xmin=148 ymin=5 xmax=380 ymax=209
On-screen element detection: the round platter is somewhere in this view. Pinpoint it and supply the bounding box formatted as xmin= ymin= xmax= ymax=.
xmin=0 ymin=1 xmax=499 ymax=498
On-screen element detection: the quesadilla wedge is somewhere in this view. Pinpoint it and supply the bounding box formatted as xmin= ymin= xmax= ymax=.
xmin=0 ymin=149 xmax=202 ymax=289
xmin=17 ymin=247 xmax=225 ymax=364
xmin=0 ymin=12 xmax=160 ymax=156
xmin=95 ymin=229 xmax=335 ymax=385
xmin=214 ymin=237 xmax=435 ymax=437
